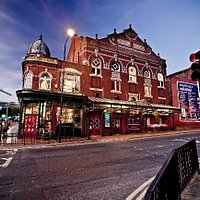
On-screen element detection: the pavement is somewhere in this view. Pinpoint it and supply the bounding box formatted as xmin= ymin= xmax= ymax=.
xmin=0 ymin=128 xmax=200 ymax=199
xmin=181 ymin=172 xmax=200 ymax=200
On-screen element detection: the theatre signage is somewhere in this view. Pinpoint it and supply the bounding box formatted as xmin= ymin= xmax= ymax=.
xmin=177 ymin=81 xmax=200 ymax=121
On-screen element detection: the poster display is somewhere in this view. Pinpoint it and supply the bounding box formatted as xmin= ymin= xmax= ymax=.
xmin=23 ymin=114 xmax=38 ymax=134
xmin=104 ymin=113 xmax=111 ymax=128
xmin=177 ymin=81 xmax=200 ymax=121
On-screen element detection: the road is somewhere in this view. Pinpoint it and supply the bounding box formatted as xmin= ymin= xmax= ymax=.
xmin=0 ymin=132 xmax=200 ymax=200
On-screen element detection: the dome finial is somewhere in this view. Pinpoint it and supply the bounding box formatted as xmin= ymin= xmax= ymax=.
xmin=39 ymin=34 xmax=43 ymax=40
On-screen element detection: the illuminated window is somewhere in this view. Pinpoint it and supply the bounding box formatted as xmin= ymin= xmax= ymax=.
xmin=63 ymin=72 xmax=80 ymax=93
xmin=144 ymin=85 xmax=151 ymax=96
xmin=24 ymin=71 xmax=33 ymax=89
xmin=91 ymin=58 xmax=101 ymax=75
xmin=143 ymin=69 xmax=152 ymax=96
xmin=129 ymin=66 xmax=137 ymax=83
xmin=157 ymin=72 xmax=164 ymax=87
xmin=39 ymin=73 xmax=51 ymax=90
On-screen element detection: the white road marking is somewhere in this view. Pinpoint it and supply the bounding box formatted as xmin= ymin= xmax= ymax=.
xmin=172 ymin=139 xmax=189 ymax=143
xmin=136 ymin=188 xmax=148 ymax=200
xmin=126 ymin=176 xmax=155 ymax=200
xmin=0 ymin=157 xmax=13 ymax=168
xmin=0 ymin=149 xmax=18 ymax=169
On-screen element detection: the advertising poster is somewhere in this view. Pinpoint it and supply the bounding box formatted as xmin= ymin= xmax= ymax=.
xmin=104 ymin=113 xmax=111 ymax=128
xmin=23 ymin=114 xmax=38 ymax=134
xmin=177 ymin=81 xmax=200 ymax=121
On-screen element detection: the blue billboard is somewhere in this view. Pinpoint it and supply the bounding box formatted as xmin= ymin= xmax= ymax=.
xmin=177 ymin=81 xmax=200 ymax=121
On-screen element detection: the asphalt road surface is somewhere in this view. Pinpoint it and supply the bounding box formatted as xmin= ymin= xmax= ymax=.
xmin=0 ymin=132 xmax=200 ymax=200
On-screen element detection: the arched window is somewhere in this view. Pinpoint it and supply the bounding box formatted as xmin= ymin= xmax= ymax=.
xmin=24 ymin=71 xmax=33 ymax=89
xmin=91 ymin=57 xmax=101 ymax=75
xmin=39 ymin=73 xmax=51 ymax=90
xmin=110 ymin=61 xmax=121 ymax=93
xmin=143 ymin=69 xmax=152 ymax=97
xmin=157 ymin=72 xmax=164 ymax=87
xmin=129 ymin=66 xmax=137 ymax=83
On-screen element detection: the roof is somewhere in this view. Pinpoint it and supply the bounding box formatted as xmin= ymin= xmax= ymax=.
xmin=167 ymin=67 xmax=190 ymax=78
xmin=27 ymin=35 xmax=50 ymax=57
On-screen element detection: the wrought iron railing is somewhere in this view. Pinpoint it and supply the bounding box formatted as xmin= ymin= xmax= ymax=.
xmin=145 ymin=139 xmax=199 ymax=200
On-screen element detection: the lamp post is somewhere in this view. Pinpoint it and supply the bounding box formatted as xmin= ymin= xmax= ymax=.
xmin=58 ymin=28 xmax=75 ymax=143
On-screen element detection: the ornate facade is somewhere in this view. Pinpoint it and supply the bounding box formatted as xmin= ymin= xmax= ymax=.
xmin=17 ymin=26 xmax=179 ymax=139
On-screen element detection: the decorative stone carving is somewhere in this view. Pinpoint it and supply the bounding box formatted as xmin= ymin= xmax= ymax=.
xmin=82 ymin=59 xmax=89 ymax=66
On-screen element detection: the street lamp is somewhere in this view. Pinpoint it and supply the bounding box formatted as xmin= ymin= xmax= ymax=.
xmin=59 ymin=28 xmax=75 ymax=143
xmin=63 ymin=28 xmax=75 ymax=61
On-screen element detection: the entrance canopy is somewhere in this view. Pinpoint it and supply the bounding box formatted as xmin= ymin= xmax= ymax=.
xmin=87 ymin=97 xmax=180 ymax=114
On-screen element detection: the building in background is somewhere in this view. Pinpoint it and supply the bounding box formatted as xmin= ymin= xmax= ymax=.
xmin=167 ymin=68 xmax=200 ymax=130
xmin=16 ymin=25 xmax=180 ymax=139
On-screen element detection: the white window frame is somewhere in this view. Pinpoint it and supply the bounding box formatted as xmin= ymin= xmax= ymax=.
xmin=111 ymin=62 xmax=120 ymax=72
xmin=157 ymin=72 xmax=164 ymax=88
xmin=24 ymin=71 xmax=33 ymax=89
xmin=144 ymin=85 xmax=152 ymax=97
xmin=39 ymin=73 xmax=52 ymax=90
xmin=111 ymin=80 xmax=121 ymax=93
xmin=91 ymin=58 xmax=101 ymax=76
xmin=128 ymin=66 xmax=137 ymax=83
xmin=63 ymin=72 xmax=80 ymax=94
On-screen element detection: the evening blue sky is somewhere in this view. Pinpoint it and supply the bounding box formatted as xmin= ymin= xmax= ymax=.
xmin=1 ymin=0 xmax=200 ymax=102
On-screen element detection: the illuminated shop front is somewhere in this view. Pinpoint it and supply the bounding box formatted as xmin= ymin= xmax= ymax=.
xmin=86 ymin=97 xmax=180 ymax=136
xmin=17 ymin=90 xmax=84 ymax=138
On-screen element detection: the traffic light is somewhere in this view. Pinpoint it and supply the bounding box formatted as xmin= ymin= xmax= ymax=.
xmin=190 ymin=50 xmax=200 ymax=81
xmin=1 ymin=114 xmax=6 ymax=119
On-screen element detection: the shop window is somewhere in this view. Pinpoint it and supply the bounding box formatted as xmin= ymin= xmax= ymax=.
xmin=157 ymin=72 xmax=164 ymax=87
xmin=63 ymin=72 xmax=80 ymax=93
xmin=91 ymin=57 xmax=101 ymax=76
xmin=39 ymin=73 xmax=52 ymax=90
xmin=24 ymin=71 xmax=33 ymax=89
xmin=129 ymin=66 xmax=137 ymax=83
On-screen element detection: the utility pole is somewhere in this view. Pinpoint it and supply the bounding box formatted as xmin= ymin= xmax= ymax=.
xmin=0 ymin=89 xmax=12 ymax=97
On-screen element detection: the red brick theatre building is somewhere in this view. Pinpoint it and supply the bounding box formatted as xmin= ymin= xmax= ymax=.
xmin=16 ymin=25 xmax=180 ymax=139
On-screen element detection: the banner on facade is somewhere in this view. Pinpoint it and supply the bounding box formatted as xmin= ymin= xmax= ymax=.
xmin=104 ymin=113 xmax=111 ymax=128
xmin=177 ymin=81 xmax=200 ymax=121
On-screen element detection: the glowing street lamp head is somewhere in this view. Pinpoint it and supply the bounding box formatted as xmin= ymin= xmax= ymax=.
xmin=67 ymin=29 xmax=75 ymax=37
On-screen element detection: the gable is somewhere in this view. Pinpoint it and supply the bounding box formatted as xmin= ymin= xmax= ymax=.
xmin=99 ymin=25 xmax=161 ymax=62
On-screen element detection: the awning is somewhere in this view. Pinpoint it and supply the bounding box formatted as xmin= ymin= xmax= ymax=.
xmin=87 ymin=96 xmax=180 ymax=112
